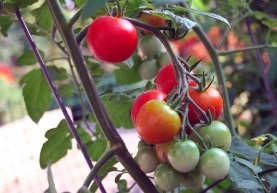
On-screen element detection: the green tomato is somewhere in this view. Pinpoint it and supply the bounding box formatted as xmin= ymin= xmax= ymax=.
xmin=181 ymin=167 xmax=205 ymax=190
xmin=154 ymin=163 xmax=182 ymax=192
xmin=168 ymin=140 xmax=200 ymax=173
xmin=192 ymin=121 xmax=232 ymax=152
xmin=139 ymin=35 xmax=163 ymax=57
xmin=157 ymin=52 xmax=171 ymax=67
xmin=199 ymin=148 xmax=230 ymax=180
xmin=135 ymin=146 xmax=160 ymax=173
xmin=138 ymin=58 xmax=159 ymax=80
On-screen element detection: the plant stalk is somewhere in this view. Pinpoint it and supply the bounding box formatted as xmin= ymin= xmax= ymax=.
xmin=45 ymin=1 xmax=158 ymax=192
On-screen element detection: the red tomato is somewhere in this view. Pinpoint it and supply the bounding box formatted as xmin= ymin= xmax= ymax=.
xmin=135 ymin=100 xmax=181 ymax=144
xmin=156 ymin=64 xmax=197 ymax=94
xmin=131 ymin=90 xmax=167 ymax=124
xmin=156 ymin=64 xmax=177 ymax=94
xmin=86 ymin=16 xmax=138 ymax=63
xmin=188 ymin=87 xmax=223 ymax=125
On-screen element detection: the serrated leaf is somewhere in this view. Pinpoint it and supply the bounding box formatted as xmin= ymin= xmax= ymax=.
xmin=180 ymin=7 xmax=231 ymax=28
xmin=17 ymin=49 xmax=45 ymax=65
xmin=80 ymin=0 xmax=107 ymax=21
xmin=30 ymin=3 xmax=52 ymax=32
xmin=20 ymin=69 xmax=52 ymax=123
xmin=234 ymin=157 xmax=262 ymax=173
xmin=40 ymin=120 xmax=72 ymax=169
xmin=101 ymin=93 xmax=134 ymax=129
xmin=228 ymin=154 xmax=267 ymax=192
xmin=230 ymin=138 xmax=277 ymax=166
xmin=0 ymin=15 xmax=13 ymax=37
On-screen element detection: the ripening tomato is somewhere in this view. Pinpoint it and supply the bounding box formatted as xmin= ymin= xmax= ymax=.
xmin=168 ymin=140 xmax=200 ymax=173
xmin=139 ymin=13 xmax=166 ymax=27
xmin=188 ymin=87 xmax=223 ymax=125
xmin=154 ymin=163 xmax=182 ymax=192
xmin=86 ymin=16 xmax=138 ymax=63
xmin=199 ymin=148 xmax=230 ymax=180
xmin=131 ymin=90 xmax=167 ymax=124
xmin=135 ymin=100 xmax=181 ymax=144
xmin=155 ymin=139 xmax=175 ymax=163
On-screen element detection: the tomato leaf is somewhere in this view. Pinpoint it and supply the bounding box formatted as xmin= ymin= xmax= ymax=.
xmin=80 ymin=0 xmax=107 ymax=21
xmin=39 ymin=120 xmax=72 ymax=169
xmin=17 ymin=49 xmax=45 ymax=65
xmin=4 ymin=0 xmax=39 ymax=12
xmin=101 ymin=93 xmax=134 ymax=129
xmin=0 ymin=15 xmax=13 ymax=37
xmin=228 ymin=154 xmax=269 ymax=192
xmin=30 ymin=3 xmax=52 ymax=32
xmin=172 ymin=7 xmax=231 ymax=28
xmin=20 ymin=69 xmax=52 ymax=123
xmin=230 ymin=138 xmax=277 ymax=166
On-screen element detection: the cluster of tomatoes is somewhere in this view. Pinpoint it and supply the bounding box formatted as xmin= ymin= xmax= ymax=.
xmin=86 ymin=14 xmax=231 ymax=191
xmin=131 ymin=64 xmax=231 ymax=191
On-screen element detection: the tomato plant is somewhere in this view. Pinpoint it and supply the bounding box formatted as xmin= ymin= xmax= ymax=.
xmin=134 ymin=146 xmax=160 ymax=173
xmin=154 ymin=163 xmax=182 ymax=192
xmin=167 ymin=140 xmax=200 ymax=173
xmin=192 ymin=121 xmax=232 ymax=151
xmin=199 ymin=148 xmax=230 ymax=180
xmin=135 ymin=100 xmax=181 ymax=144
xmin=86 ymin=16 xmax=138 ymax=63
xmin=131 ymin=89 xmax=167 ymax=124
xmin=188 ymin=86 xmax=223 ymax=125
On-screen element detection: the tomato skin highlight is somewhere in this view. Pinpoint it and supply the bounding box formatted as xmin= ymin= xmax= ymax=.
xmin=188 ymin=87 xmax=223 ymax=125
xmin=135 ymin=100 xmax=181 ymax=144
xmin=86 ymin=16 xmax=138 ymax=63
xmin=131 ymin=90 xmax=167 ymax=124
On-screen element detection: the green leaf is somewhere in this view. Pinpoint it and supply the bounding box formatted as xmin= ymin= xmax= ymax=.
xmin=58 ymin=84 xmax=74 ymax=98
xmin=179 ymin=7 xmax=231 ymax=28
xmin=20 ymin=69 xmax=52 ymax=123
xmin=17 ymin=49 xmax=45 ymax=65
xmin=30 ymin=3 xmax=52 ymax=32
xmin=47 ymin=66 xmax=68 ymax=81
xmin=262 ymin=18 xmax=277 ymax=29
xmin=77 ymin=126 xmax=107 ymax=161
xmin=246 ymin=11 xmax=269 ymax=20
xmin=0 ymin=15 xmax=13 ymax=37
xmin=101 ymin=93 xmax=134 ymax=129
xmin=228 ymin=154 xmax=268 ymax=192
xmin=44 ymin=164 xmax=57 ymax=193
xmin=80 ymin=0 xmax=107 ymax=21
xmin=114 ymin=56 xmax=142 ymax=85
xmin=230 ymin=138 xmax=277 ymax=166
xmin=4 ymin=0 xmax=39 ymax=12
xmin=40 ymin=120 xmax=72 ymax=169
xmin=117 ymin=179 xmax=128 ymax=193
